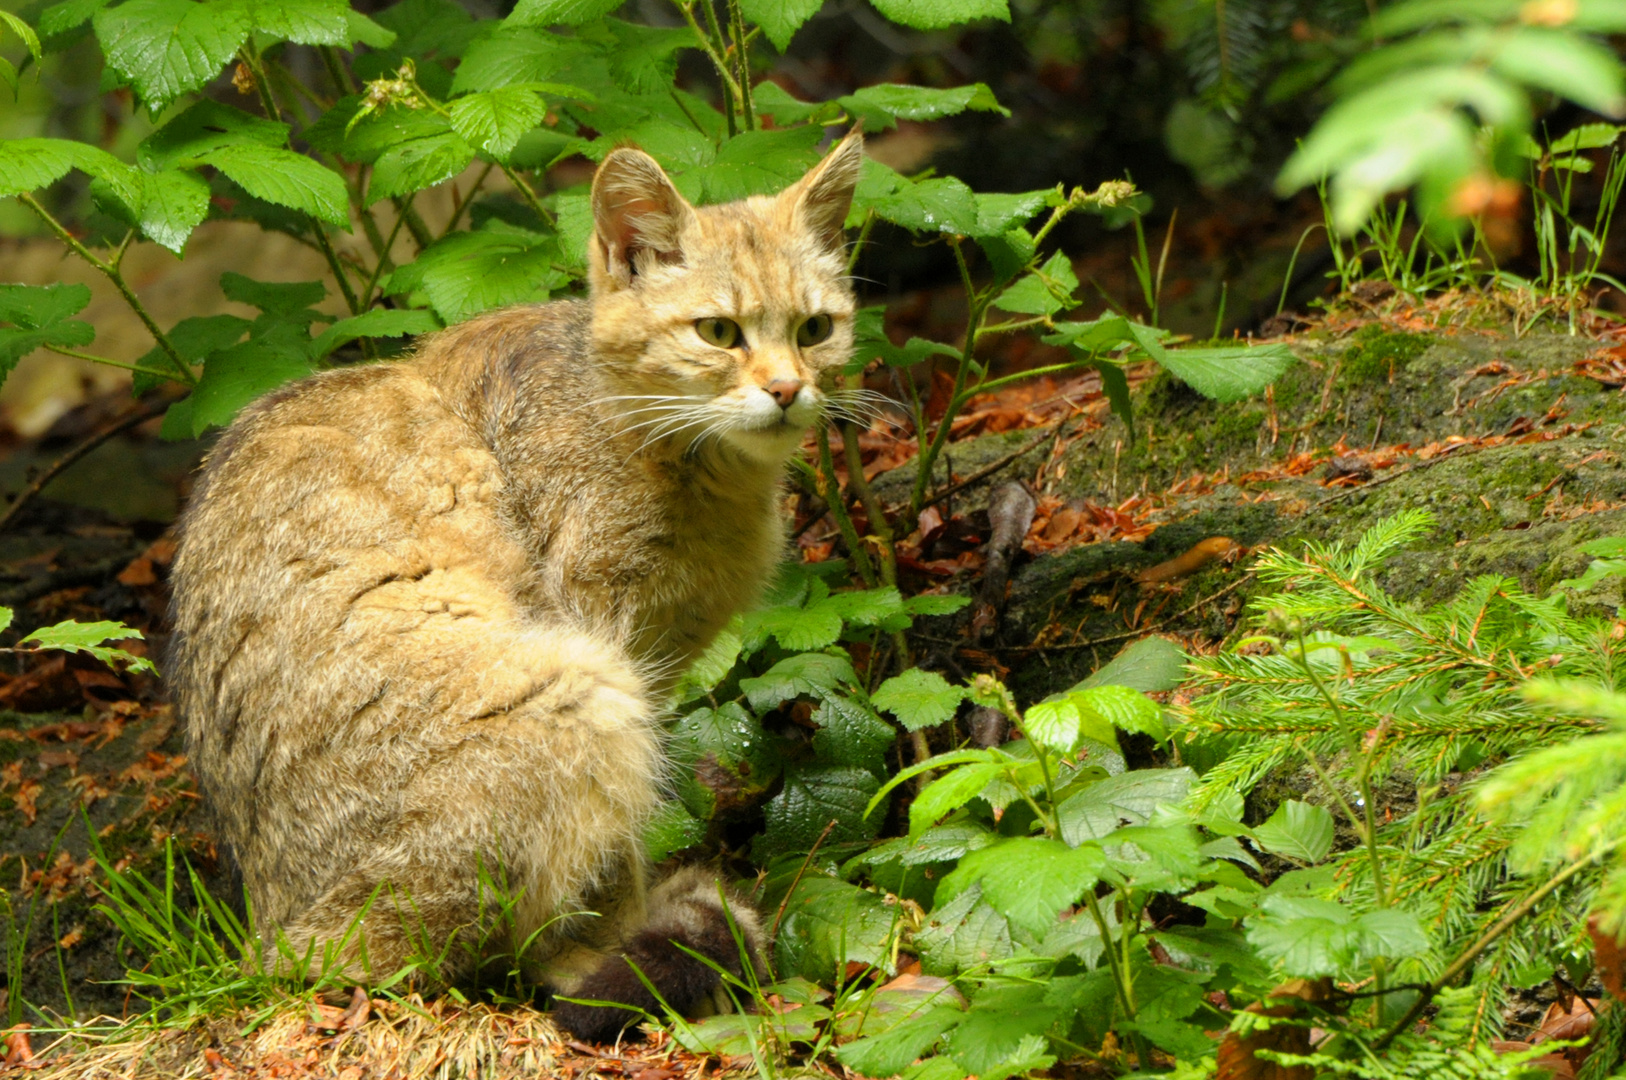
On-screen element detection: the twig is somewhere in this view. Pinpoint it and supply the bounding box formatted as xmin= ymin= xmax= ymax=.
xmin=1005 ymin=571 xmax=1257 ymax=654
xmin=920 ymin=418 xmax=1065 ymax=512
xmin=1313 ymin=449 xmax=1469 ymax=507
xmin=0 ymin=398 xmax=170 ymax=535
xmin=768 ymin=819 xmax=839 ymax=947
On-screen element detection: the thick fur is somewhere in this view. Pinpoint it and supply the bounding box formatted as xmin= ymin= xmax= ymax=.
xmin=553 ymin=867 xmax=767 ymax=1042
xmin=167 ymin=134 xmax=863 ymax=996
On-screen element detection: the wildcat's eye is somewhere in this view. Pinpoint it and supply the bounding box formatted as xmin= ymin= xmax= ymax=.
xmin=695 ymin=317 xmax=742 ymax=349
xmin=796 ymin=314 xmax=834 ymax=347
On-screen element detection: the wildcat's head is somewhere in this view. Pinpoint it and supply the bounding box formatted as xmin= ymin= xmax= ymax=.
xmin=587 ymin=131 xmax=865 ymax=466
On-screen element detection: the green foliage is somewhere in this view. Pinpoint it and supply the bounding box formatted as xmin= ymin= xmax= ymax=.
xmin=1279 ymin=0 xmax=1626 ymax=233
xmin=0 ymin=603 xmax=155 ymax=674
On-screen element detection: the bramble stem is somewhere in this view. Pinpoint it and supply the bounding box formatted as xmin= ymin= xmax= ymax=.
xmin=839 ymin=419 xmax=895 ymax=588
xmin=816 ymin=427 xmax=876 ymax=587
xmin=907 ymin=240 xmax=987 ymax=527
xmin=46 ymin=348 xmax=184 ymax=382
xmin=19 ymin=194 xmax=197 ymax=386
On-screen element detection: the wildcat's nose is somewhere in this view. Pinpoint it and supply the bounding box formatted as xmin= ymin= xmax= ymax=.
xmin=766 ymin=379 xmax=802 ymax=409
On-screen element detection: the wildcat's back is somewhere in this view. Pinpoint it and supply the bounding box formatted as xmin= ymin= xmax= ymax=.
xmin=167 ymin=131 xmax=865 ymax=1009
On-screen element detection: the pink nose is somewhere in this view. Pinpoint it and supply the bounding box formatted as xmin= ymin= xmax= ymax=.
xmin=766 ymin=379 xmax=802 ymax=408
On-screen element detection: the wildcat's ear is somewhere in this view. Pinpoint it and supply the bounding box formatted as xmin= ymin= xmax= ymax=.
xmin=785 ymin=128 xmax=864 ymax=255
xmin=591 ymin=147 xmax=695 ymax=289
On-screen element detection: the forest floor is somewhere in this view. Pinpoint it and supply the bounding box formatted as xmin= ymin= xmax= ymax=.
xmin=1 ymin=280 xmax=1624 ymax=1076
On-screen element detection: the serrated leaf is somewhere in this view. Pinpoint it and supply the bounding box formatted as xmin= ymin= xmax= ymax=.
xmin=21 ymin=618 xmax=156 ymax=674
xmin=0 ymin=138 xmax=79 ymax=196
xmin=448 ymin=86 xmax=550 ymax=160
xmin=670 ymin=701 xmax=780 ymax=820
xmin=1251 ymin=800 xmax=1335 ymax=864
xmin=772 ymin=872 xmax=897 ymax=980
xmin=835 ymin=1008 xmax=964 ymax=1078
xmin=939 ymin=837 xmax=1103 ymax=936
xmin=310 ymin=308 xmax=440 ymax=357
xmin=856 ymin=823 xmax=996 ymax=868
xmin=203 ymin=144 xmax=350 ymax=226
xmin=93 ymin=0 xmax=251 ymax=109
xmin=644 ymin=799 xmax=706 ymax=862
xmin=994 ymin=249 xmax=1077 ymax=315
xmin=909 ymin=762 xmax=1002 ymax=836
xmin=752 ymin=81 xmax=838 ymax=125
xmin=871 ymin=176 xmax=979 ymax=235
xmin=943 ymin=983 xmax=1061 ymax=1074
xmin=741 ymin=0 xmax=823 ymax=51
xmin=973 ymin=190 xmax=1048 ymax=237
xmin=867 ymin=0 xmax=1010 ymax=30
xmin=234 ymin=0 xmax=350 ymax=45
xmin=366 ymin=131 xmax=477 ymax=204
xmin=1246 ymin=896 xmax=1428 ymax=978
xmin=39 ymin=0 xmax=108 ymax=38
xmin=0 ymin=322 xmax=95 ymax=379
xmin=0 ymin=10 xmax=41 ymax=62
xmin=739 ymin=652 xmax=857 ymax=711
xmin=345 ymin=9 xmax=395 ymax=47
xmin=603 ymin=19 xmax=693 ymax=95
xmin=692 ymin=126 xmax=824 ymax=204
xmin=189 ymin=326 xmax=315 ymax=434
xmin=670 ymin=624 xmax=742 ymax=705
xmin=1078 ymin=635 xmax=1188 ymax=693
xmin=761 ymin=765 xmax=883 ymax=856
xmin=741 ymin=603 xmax=843 ymax=652
xmin=384 ymin=225 xmax=568 ymax=323
xmin=219 ymin=273 xmax=325 ymax=316
xmin=1057 ymin=768 xmax=1194 ymax=846
xmin=1146 ymin=339 xmax=1296 ymax=403
xmin=0 ymin=608 xmax=12 ymax=635
xmin=505 ymin=0 xmax=621 ymax=27
xmin=132 ymin=168 xmax=211 ymax=253
xmin=1063 ymin=683 xmax=1166 ymax=740
xmin=873 ymin=669 xmax=967 ymax=732
xmin=0 ymin=282 xmax=91 ymax=328
xmin=839 ymin=82 xmax=1007 ymax=129
xmin=451 ymin=26 xmax=597 ymax=93
xmin=811 ymin=694 xmax=895 ymax=773
xmin=138 ymin=100 xmax=287 ymax=171
xmin=902 ymin=593 xmax=971 ymax=616
xmin=915 ymin=884 xmax=1014 ymax=975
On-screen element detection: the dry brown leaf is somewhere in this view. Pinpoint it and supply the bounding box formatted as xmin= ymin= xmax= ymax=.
xmin=1590 ymin=913 xmax=1626 ymax=1001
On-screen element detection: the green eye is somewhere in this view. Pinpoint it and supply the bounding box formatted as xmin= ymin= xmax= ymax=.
xmin=695 ymin=317 xmax=742 ymax=349
xmin=796 ymin=314 xmax=834 ymax=347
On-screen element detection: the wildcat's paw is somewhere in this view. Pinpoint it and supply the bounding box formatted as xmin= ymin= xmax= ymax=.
xmin=553 ymin=869 xmax=765 ymax=1043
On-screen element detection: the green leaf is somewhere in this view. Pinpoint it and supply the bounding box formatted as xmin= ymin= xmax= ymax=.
xmin=856 ymin=823 xmax=996 ymax=868
xmin=21 ymin=618 xmax=156 ymax=674
xmin=131 ymin=168 xmax=211 ymax=254
xmin=219 ymin=273 xmax=325 ymax=316
xmin=761 ymin=765 xmax=883 ymax=855
xmin=811 ymin=694 xmax=895 ymax=773
xmin=0 ymin=138 xmax=79 ymax=196
xmin=1078 ymin=635 xmax=1188 ymax=693
xmin=839 ymin=82 xmax=1007 ymax=129
xmin=138 ymin=100 xmax=287 ymax=171
xmin=693 ymin=127 xmax=824 ymax=204
xmin=670 ymin=624 xmax=742 ymax=705
xmin=870 ymin=176 xmax=979 ymax=235
xmin=448 ymin=86 xmax=550 ymax=160
xmin=741 ymin=603 xmax=843 ymax=653
xmin=943 ymin=983 xmax=1062 ymax=1074
xmin=670 ymin=701 xmax=781 ymax=820
xmin=346 ymin=9 xmax=396 ymax=47
xmin=1251 ymin=800 xmax=1335 ymax=864
xmin=973 ymin=190 xmax=1049 ymax=237
xmin=310 ymin=308 xmax=440 ymax=357
xmin=836 ymin=1008 xmax=965 ymax=1077
xmin=994 ymin=249 xmax=1078 ymax=315
xmin=0 ymin=11 xmax=41 ymax=66
xmin=203 ymin=144 xmax=350 ymax=226
xmin=1057 ymin=768 xmax=1194 ymax=846
xmin=236 ymin=0 xmax=351 ymax=45
xmin=38 ymin=0 xmax=107 ymax=38
xmin=915 ymin=884 xmax=1015 ymax=975
xmin=367 ymin=131 xmax=477 ymax=203
xmin=0 ymin=282 xmax=91 ymax=328
xmin=752 ymin=81 xmax=838 ymax=125
xmin=384 ymin=225 xmax=568 ymax=324
xmin=1069 ymin=683 xmax=1166 ymax=739
xmin=939 ymin=837 xmax=1104 ymax=936
xmin=1148 ymin=341 xmax=1296 ymax=403
xmin=644 ymin=800 xmax=706 ymax=862
xmin=603 ymin=19 xmax=693 ymax=95
xmin=772 ymin=873 xmax=897 ymax=980
xmin=739 ymin=652 xmax=857 ymax=711
xmin=1246 ymin=896 xmax=1429 ymax=978
xmin=93 ymin=0 xmax=251 ymax=109
xmin=451 ymin=26 xmax=597 ymax=93
xmin=189 ymin=326 xmax=316 ymax=434
xmin=504 ymin=0 xmax=621 ymax=27
xmin=867 ymin=0 xmax=1010 ymax=31
xmin=909 ymin=762 xmax=1002 ymax=836
xmin=903 ymin=593 xmax=972 ymax=617
xmin=0 ymin=608 xmax=11 ymax=635
xmin=740 ymin=0 xmax=823 ymax=51
xmin=1491 ymin=28 xmax=1625 ymax=117
xmin=873 ymin=669 xmax=967 ymax=732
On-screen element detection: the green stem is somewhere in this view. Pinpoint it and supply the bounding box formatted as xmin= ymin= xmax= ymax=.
xmin=728 ymin=0 xmax=754 ymax=131
xmin=46 ymin=347 xmax=186 ymax=382
xmin=442 ymin=161 xmax=495 ymax=238
xmin=907 ymin=240 xmax=987 ymax=525
xmin=839 ymin=419 xmax=895 ymax=588
xmin=977 ymin=317 xmax=1051 ymax=338
xmin=19 ymin=194 xmax=197 ymax=386
xmin=317 ymin=44 xmax=358 ymax=96
xmin=391 ymin=197 xmax=436 ymax=251
xmin=501 ymin=165 xmax=555 ymax=226
xmin=1375 ymin=843 xmax=1616 ymax=1050
xmin=847 ymin=211 xmax=875 ymax=276
xmin=1082 ymin=890 xmax=1150 ymax=1067
xmin=817 ymin=427 xmax=876 ymax=587
xmin=361 ymin=212 xmax=409 ymax=307
xmin=958 ymin=359 xmax=1096 ymax=401
xmin=679 ymin=0 xmax=741 ymax=135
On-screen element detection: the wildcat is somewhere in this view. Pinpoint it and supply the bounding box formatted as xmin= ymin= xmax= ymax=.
xmin=167 ymin=131 xmax=865 ymax=1037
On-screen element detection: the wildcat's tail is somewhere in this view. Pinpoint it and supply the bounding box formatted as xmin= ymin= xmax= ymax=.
xmin=553 ymin=867 xmax=766 ymax=1042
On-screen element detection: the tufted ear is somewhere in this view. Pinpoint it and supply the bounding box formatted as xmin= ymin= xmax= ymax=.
xmin=783 ymin=127 xmax=864 ymax=256
xmin=590 ymin=147 xmax=696 ymax=289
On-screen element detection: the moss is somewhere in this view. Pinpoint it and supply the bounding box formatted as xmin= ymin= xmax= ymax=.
xmin=1340 ymin=325 xmax=1434 ymax=385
